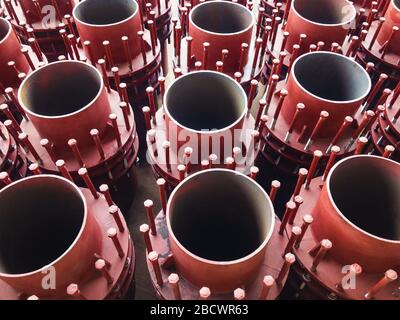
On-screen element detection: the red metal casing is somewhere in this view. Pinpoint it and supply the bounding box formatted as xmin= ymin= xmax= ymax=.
xmin=0 ymin=175 xmax=134 ymax=300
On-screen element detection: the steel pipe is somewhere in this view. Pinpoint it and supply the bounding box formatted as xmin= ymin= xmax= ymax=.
xmin=73 ymin=0 xmax=142 ymax=64
xmin=313 ymin=155 xmax=400 ymax=272
xmin=188 ymin=1 xmax=254 ymax=72
xmin=18 ymin=61 xmax=138 ymax=186
xmin=286 ymin=155 xmax=400 ymax=299
xmin=283 ymin=52 xmax=371 ymax=137
xmin=259 ymin=52 xmax=371 ymax=177
xmin=357 ymin=0 xmax=400 ymax=88
xmin=144 ymin=170 xmax=292 ymax=299
xmin=145 ymin=71 xmax=259 ymax=188
xmin=0 ymin=175 xmax=134 ymax=299
xmin=3 ymin=0 xmax=74 ymax=61
xmin=285 ymin=0 xmax=356 ymax=54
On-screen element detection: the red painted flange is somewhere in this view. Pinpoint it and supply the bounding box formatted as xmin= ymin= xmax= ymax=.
xmin=146 ymin=212 xmax=290 ymax=300
xmin=285 ymin=156 xmax=400 ymax=300
xmin=18 ymin=61 xmax=139 ymax=186
xmin=0 ymin=175 xmax=135 ymax=300
xmin=0 ymin=122 xmax=28 ymax=187
xmin=3 ymin=0 xmax=75 ymax=61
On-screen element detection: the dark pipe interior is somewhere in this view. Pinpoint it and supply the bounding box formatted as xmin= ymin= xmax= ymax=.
xmin=74 ymin=0 xmax=137 ymax=25
xmin=394 ymin=0 xmax=400 ymax=10
xmin=19 ymin=62 xmax=101 ymax=117
xmin=0 ymin=177 xmax=84 ymax=274
xmin=329 ymin=157 xmax=400 ymax=241
xmin=191 ymin=1 xmax=253 ymax=33
xmin=294 ymin=52 xmax=370 ymax=101
xmin=294 ymin=0 xmax=353 ymax=24
xmin=166 ymin=72 xmax=245 ymax=131
xmin=169 ymin=171 xmax=273 ymax=261
xmin=0 ymin=19 xmax=10 ymax=41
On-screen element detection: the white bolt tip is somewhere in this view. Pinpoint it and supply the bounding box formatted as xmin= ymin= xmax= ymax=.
xmin=55 ymin=159 xmax=65 ymax=167
xmin=27 ymin=295 xmax=39 ymax=300
xmin=40 ymin=139 xmax=49 ymax=146
xmin=146 ymin=87 xmax=154 ymax=93
xmin=18 ymin=132 xmax=27 ymax=139
xmin=303 ymin=214 xmax=314 ymax=224
xmin=225 ymin=157 xmax=234 ymax=164
xmin=292 ymin=226 xmax=302 ymax=235
xmin=67 ymin=283 xmax=79 ymax=295
xmin=321 ymin=239 xmax=333 ymax=249
xmin=209 ymin=154 xmax=218 ymax=162
xmin=285 ymin=253 xmax=296 ymax=264
xmin=294 ymin=195 xmax=304 ymax=204
xmin=144 ymin=199 xmax=154 ymax=207
xmin=109 ymin=113 xmax=117 ymax=120
xmin=95 ymin=259 xmax=106 ymax=269
xmin=331 ymin=145 xmax=341 ymax=153
xmin=102 ymin=40 xmax=110 ymax=45
xmin=0 ymin=172 xmax=9 ymax=179
xmin=162 ymin=141 xmax=170 ymax=149
xmin=140 ymin=224 xmax=150 ymax=233
xmin=68 ymin=138 xmax=77 ymax=145
xmin=321 ymin=111 xmax=329 ymax=118
xmin=107 ymin=227 xmax=117 ymax=237
xmin=99 ymin=184 xmax=109 ymax=192
xmin=271 ymin=180 xmax=281 ymax=188
xmin=233 ymin=147 xmax=241 ymax=155
xmin=78 ymin=168 xmax=87 ymax=175
xmin=184 ymin=147 xmax=193 ymax=155
xmin=157 ymin=178 xmax=166 ymax=186
xmin=199 ymin=287 xmax=211 ymax=298
xmin=299 ymin=168 xmax=308 ymax=175
xmin=263 ymin=275 xmax=275 ymax=286
xmin=385 ymin=269 xmax=398 ymax=280
xmin=234 ymin=288 xmax=245 ymax=299
xmin=111 ymin=67 xmax=119 ymax=73
xmin=314 ymin=150 xmax=323 ymax=157
xmin=109 ymin=205 xmax=119 ymax=214
xmin=251 ymin=79 xmax=258 ymax=85
xmin=148 ymin=251 xmax=159 ymax=261
xmin=90 ymin=129 xmax=99 ymax=135
xmin=142 ymin=106 xmax=151 ymax=112
xmin=250 ymin=166 xmax=259 ymax=174
xmin=177 ymin=164 xmax=186 ymax=171
xmin=147 ymin=129 xmax=156 ymax=137
xmin=168 ymin=273 xmax=179 ymax=284
xmin=280 ymin=89 xmax=288 ymax=96
xmin=287 ymin=201 xmax=296 ymax=210
xmin=29 ymin=163 xmax=39 ymax=170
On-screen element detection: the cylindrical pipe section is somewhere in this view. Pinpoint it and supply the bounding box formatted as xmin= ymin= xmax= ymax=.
xmin=282 ymin=52 xmax=371 ymax=138
xmin=18 ymin=61 xmax=111 ymax=147
xmin=377 ymin=0 xmax=400 ymax=55
xmin=312 ymin=155 xmax=400 ymax=273
xmin=73 ymin=0 xmax=142 ymax=64
xmin=167 ymin=169 xmax=275 ymax=292
xmin=0 ymin=18 xmax=30 ymax=88
xmin=285 ymin=0 xmax=356 ymax=53
xmin=188 ymin=1 xmax=254 ymax=72
xmin=164 ymin=71 xmax=247 ymax=162
xmin=0 ymin=175 xmax=102 ymax=297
